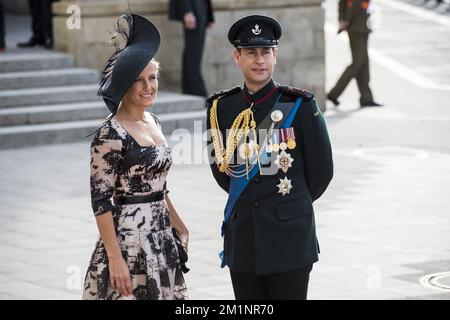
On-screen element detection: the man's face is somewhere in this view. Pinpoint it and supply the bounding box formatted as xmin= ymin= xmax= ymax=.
xmin=233 ymin=47 xmax=277 ymax=88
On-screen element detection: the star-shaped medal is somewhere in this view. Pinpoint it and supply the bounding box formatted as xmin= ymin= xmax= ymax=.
xmin=276 ymin=177 xmax=293 ymax=196
xmin=274 ymin=151 xmax=294 ymax=173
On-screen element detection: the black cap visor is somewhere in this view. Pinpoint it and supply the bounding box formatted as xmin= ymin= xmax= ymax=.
xmin=234 ymin=38 xmax=279 ymax=48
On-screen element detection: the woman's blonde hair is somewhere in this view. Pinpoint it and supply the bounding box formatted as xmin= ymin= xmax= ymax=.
xmin=150 ymin=58 xmax=160 ymax=77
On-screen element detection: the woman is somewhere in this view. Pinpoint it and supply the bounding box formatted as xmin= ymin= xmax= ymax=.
xmin=82 ymin=13 xmax=188 ymax=300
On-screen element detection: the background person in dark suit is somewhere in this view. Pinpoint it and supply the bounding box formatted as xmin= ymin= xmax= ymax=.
xmin=17 ymin=0 xmax=56 ymax=49
xmin=169 ymin=0 xmax=214 ymax=97
xmin=0 ymin=0 xmax=5 ymax=51
xmin=327 ymin=0 xmax=382 ymax=108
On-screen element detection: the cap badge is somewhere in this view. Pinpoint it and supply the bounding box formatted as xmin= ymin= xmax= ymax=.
xmin=252 ymin=24 xmax=262 ymax=35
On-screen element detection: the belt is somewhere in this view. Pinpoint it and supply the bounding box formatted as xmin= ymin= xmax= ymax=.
xmin=114 ymin=191 xmax=165 ymax=205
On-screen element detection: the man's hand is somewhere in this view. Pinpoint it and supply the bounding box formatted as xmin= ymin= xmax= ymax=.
xmin=183 ymin=12 xmax=197 ymax=30
xmin=338 ymin=20 xmax=349 ymax=33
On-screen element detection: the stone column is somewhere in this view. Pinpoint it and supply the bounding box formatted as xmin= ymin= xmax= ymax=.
xmin=53 ymin=0 xmax=326 ymax=109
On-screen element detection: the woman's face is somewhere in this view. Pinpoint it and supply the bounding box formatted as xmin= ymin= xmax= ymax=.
xmin=122 ymin=62 xmax=159 ymax=108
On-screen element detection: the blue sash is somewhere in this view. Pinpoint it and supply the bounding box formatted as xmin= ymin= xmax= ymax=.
xmin=219 ymin=94 xmax=303 ymax=267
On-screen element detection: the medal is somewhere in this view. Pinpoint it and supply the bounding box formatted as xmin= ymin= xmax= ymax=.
xmin=272 ymin=130 xmax=280 ymax=153
xmin=287 ymin=140 xmax=296 ymax=149
xmin=287 ymin=127 xmax=296 ymax=150
xmin=275 ymin=151 xmax=294 ymax=173
xmin=276 ymin=177 xmax=293 ymax=196
xmin=279 ymin=128 xmax=287 ymax=151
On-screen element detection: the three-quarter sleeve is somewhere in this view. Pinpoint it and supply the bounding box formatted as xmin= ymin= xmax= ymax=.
xmin=90 ymin=125 xmax=123 ymax=216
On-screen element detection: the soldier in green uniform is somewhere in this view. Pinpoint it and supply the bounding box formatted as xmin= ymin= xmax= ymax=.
xmin=327 ymin=0 xmax=382 ymax=108
xmin=206 ymin=15 xmax=333 ymax=300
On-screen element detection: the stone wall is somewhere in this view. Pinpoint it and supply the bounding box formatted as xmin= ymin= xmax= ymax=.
xmin=53 ymin=0 xmax=325 ymax=108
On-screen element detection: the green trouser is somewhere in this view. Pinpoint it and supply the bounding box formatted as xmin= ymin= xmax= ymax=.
xmin=329 ymin=32 xmax=374 ymax=104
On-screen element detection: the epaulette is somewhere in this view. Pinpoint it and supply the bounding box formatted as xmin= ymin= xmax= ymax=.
xmin=206 ymin=86 xmax=242 ymax=104
xmin=277 ymin=85 xmax=314 ymax=101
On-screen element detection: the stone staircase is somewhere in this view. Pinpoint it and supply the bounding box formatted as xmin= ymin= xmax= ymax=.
xmin=0 ymin=50 xmax=206 ymax=149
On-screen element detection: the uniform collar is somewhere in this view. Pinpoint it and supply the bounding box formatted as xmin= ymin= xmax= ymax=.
xmin=243 ymin=79 xmax=277 ymax=105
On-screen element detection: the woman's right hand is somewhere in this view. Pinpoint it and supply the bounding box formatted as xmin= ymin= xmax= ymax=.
xmin=108 ymin=256 xmax=133 ymax=297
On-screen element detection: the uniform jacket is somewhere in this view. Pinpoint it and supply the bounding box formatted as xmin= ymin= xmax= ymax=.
xmin=206 ymin=80 xmax=333 ymax=275
xmin=339 ymin=0 xmax=371 ymax=33
xmin=168 ymin=0 xmax=214 ymax=26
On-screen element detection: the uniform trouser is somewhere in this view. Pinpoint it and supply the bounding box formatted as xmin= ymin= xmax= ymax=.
xmin=230 ymin=265 xmax=313 ymax=300
xmin=0 ymin=0 xmax=5 ymax=47
xmin=328 ymin=32 xmax=374 ymax=104
xmin=182 ymin=24 xmax=207 ymax=97
xmin=28 ymin=0 xmax=53 ymax=42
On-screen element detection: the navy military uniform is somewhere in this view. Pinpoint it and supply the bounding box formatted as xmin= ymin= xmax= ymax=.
xmin=207 ymin=15 xmax=333 ymax=299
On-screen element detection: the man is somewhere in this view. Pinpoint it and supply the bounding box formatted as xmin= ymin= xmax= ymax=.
xmin=206 ymin=15 xmax=333 ymax=300
xmin=0 ymin=0 xmax=5 ymax=51
xmin=327 ymin=0 xmax=382 ymax=108
xmin=17 ymin=0 xmax=55 ymax=48
xmin=168 ymin=0 xmax=214 ymax=97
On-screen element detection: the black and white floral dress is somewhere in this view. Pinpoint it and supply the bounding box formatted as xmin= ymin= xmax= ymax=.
xmin=82 ymin=114 xmax=187 ymax=300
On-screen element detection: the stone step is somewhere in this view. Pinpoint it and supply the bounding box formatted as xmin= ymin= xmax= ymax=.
xmin=0 ymin=51 xmax=74 ymax=72
xmin=0 ymin=92 xmax=205 ymax=126
xmin=0 ymin=84 xmax=99 ymax=108
xmin=0 ymin=110 xmax=206 ymax=149
xmin=0 ymin=101 xmax=108 ymax=126
xmin=0 ymin=68 xmax=99 ymax=90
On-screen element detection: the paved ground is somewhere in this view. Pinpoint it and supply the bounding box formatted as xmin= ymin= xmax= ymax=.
xmin=0 ymin=0 xmax=450 ymax=299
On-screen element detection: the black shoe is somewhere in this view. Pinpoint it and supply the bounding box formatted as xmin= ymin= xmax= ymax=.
xmin=361 ymin=101 xmax=383 ymax=108
xmin=327 ymin=94 xmax=340 ymax=107
xmin=17 ymin=37 xmax=44 ymax=48
xmin=43 ymin=38 xmax=53 ymax=49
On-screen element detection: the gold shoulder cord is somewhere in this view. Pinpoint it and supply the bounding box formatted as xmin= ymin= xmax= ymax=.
xmin=210 ymin=98 xmax=262 ymax=178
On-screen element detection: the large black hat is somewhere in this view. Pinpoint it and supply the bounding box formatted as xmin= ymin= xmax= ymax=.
xmin=228 ymin=15 xmax=282 ymax=48
xmin=98 ymin=13 xmax=161 ymax=114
